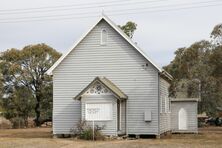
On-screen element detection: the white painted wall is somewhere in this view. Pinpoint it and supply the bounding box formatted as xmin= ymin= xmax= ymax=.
xmin=171 ymin=101 xmax=198 ymax=133
xmin=53 ymin=19 xmax=160 ymax=135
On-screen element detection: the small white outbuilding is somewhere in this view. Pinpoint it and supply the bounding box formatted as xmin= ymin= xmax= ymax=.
xmin=171 ymin=98 xmax=199 ymax=133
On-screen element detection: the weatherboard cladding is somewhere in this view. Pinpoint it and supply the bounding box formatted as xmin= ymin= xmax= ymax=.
xmin=53 ymin=19 xmax=159 ymax=135
xmin=159 ymin=78 xmax=171 ymax=133
xmin=47 ymin=15 xmax=173 ymax=82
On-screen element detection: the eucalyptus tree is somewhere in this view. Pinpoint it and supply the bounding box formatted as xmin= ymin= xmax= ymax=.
xmin=119 ymin=21 xmax=137 ymax=38
xmin=0 ymin=44 xmax=61 ymax=126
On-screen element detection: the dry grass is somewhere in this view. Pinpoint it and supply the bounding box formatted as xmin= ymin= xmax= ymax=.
xmin=0 ymin=127 xmax=222 ymax=148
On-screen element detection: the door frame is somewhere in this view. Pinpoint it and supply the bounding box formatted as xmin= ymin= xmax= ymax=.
xmin=178 ymin=108 xmax=188 ymax=130
xmin=117 ymin=100 xmax=121 ymax=131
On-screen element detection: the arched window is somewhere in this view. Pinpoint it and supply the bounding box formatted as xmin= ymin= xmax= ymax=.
xmin=101 ymin=29 xmax=107 ymax=45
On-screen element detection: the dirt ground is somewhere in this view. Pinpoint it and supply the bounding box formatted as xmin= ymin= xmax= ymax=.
xmin=0 ymin=127 xmax=222 ymax=148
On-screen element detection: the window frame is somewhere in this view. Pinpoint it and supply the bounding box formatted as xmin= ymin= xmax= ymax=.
xmin=160 ymin=95 xmax=163 ymax=113
xmin=165 ymin=96 xmax=168 ymax=113
xmin=85 ymin=102 xmax=113 ymax=121
xmin=100 ymin=28 xmax=108 ymax=45
xmin=164 ymin=96 xmax=171 ymax=113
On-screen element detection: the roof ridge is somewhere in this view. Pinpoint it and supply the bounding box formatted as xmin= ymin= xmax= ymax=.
xmin=46 ymin=14 xmax=172 ymax=81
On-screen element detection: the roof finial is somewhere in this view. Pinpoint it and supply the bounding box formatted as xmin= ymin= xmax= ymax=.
xmin=101 ymin=9 xmax=105 ymax=16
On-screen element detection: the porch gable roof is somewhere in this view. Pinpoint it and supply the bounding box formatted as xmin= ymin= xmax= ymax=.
xmin=74 ymin=77 xmax=128 ymax=100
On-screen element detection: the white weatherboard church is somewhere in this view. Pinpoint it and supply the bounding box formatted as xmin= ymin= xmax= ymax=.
xmin=47 ymin=14 xmax=198 ymax=137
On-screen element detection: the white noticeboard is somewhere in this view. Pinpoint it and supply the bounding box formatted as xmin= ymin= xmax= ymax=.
xmin=85 ymin=103 xmax=112 ymax=121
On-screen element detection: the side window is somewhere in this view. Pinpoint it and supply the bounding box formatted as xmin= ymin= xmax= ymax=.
xmin=160 ymin=95 xmax=163 ymax=113
xmin=164 ymin=97 xmax=170 ymax=113
xmin=101 ymin=29 xmax=107 ymax=45
xmin=168 ymin=97 xmax=171 ymax=112
xmin=167 ymin=85 xmax=170 ymax=113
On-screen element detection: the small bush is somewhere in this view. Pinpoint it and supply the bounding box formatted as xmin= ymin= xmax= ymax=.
xmin=0 ymin=117 xmax=12 ymax=129
xmin=10 ymin=117 xmax=25 ymax=128
xmin=79 ymin=128 xmax=93 ymax=140
xmin=27 ymin=118 xmax=35 ymax=128
xmin=70 ymin=120 xmax=105 ymax=140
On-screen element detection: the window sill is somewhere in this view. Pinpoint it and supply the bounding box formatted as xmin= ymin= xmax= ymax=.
xmin=85 ymin=119 xmax=113 ymax=121
xmin=160 ymin=112 xmax=171 ymax=114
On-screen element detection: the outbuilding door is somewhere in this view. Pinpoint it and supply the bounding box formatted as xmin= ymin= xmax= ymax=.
xmin=178 ymin=108 xmax=188 ymax=130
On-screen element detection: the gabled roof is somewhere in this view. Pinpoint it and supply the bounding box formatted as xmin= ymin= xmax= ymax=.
xmin=74 ymin=77 xmax=128 ymax=100
xmin=46 ymin=14 xmax=172 ymax=81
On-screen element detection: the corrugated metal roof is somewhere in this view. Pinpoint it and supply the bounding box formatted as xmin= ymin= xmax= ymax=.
xmin=170 ymin=98 xmax=199 ymax=102
xmin=74 ymin=77 xmax=128 ymax=100
xmin=216 ymin=107 xmax=222 ymax=111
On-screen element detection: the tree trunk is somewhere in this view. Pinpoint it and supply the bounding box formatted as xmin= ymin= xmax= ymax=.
xmin=34 ymin=95 xmax=41 ymax=127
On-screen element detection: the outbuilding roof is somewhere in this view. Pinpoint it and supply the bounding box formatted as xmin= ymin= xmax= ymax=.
xmin=170 ymin=98 xmax=199 ymax=102
xmin=216 ymin=107 xmax=222 ymax=111
xmin=74 ymin=77 xmax=128 ymax=100
xmin=46 ymin=14 xmax=172 ymax=81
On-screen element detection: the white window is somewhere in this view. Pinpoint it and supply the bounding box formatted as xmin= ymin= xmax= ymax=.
xmin=168 ymin=97 xmax=171 ymax=113
xmin=165 ymin=97 xmax=168 ymax=113
xmin=161 ymin=95 xmax=169 ymax=113
xmin=85 ymin=103 xmax=112 ymax=121
xmin=164 ymin=97 xmax=170 ymax=113
xmin=160 ymin=96 xmax=163 ymax=113
xmin=101 ymin=29 xmax=107 ymax=45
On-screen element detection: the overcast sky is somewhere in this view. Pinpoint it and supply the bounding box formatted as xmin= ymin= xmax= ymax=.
xmin=0 ymin=0 xmax=222 ymax=67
